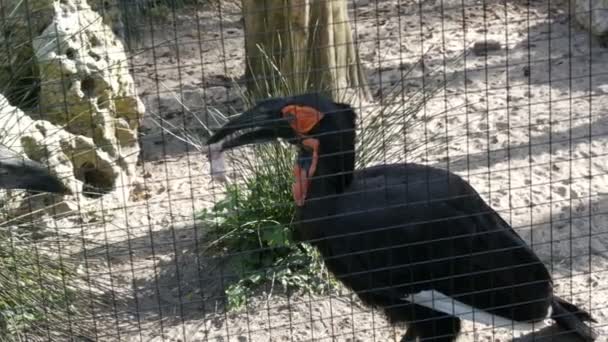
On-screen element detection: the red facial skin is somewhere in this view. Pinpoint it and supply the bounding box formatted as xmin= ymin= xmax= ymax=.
xmin=281 ymin=105 xmax=323 ymax=206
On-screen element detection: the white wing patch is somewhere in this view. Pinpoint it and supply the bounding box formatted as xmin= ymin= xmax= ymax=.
xmin=403 ymin=290 xmax=552 ymax=331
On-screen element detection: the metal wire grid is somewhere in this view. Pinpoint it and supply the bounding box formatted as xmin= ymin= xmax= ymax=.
xmin=0 ymin=0 xmax=605 ymax=341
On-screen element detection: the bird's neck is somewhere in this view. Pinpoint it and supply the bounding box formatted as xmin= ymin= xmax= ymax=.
xmin=309 ymin=146 xmax=355 ymax=197
xmin=292 ymin=146 xmax=355 ymax=241
xmin=307 ymin=167 xmax=341 ymax=200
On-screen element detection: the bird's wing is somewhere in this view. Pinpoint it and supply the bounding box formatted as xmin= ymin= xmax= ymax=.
xmin=404 ymin=200 xmax=554 ymax=323
xmin=327 ymin=169 xmax=553 ymax=323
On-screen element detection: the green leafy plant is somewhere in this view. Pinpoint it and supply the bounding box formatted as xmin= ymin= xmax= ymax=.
xmin=0 ymin=228 xmax=103 ymax=341
xmin=197 ymin=143 xmax=334 ymax=310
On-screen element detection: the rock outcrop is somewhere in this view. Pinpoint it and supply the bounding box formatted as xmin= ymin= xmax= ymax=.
xmin=34 ymin=0 xmax=144 ymax=192
xmin=0 ymin=0 xmax=144 ymax=201
xmin=0 ymin=93 xmax=122 ymax=210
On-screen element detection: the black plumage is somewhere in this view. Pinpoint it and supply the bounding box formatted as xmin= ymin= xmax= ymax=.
xmin=0 ymin=145 xmax=68 ymax=193
xmin=207 ymin=94 xmax=597 ymax=341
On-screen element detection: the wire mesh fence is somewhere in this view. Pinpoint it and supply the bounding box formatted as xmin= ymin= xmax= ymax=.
xmin=0 ymin=0 xmax=606 ymax=341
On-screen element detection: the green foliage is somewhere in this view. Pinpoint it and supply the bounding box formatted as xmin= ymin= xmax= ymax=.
xmin=0 ymin=226 xmax=101 ymax=341
xmin=198 ymin=144 xmax=334 ymax=310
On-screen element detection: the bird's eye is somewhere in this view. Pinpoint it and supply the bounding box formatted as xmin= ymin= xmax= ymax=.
xmin=285 ymin=112 xmax=296 ymax=122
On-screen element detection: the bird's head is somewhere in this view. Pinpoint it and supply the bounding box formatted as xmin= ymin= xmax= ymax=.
xmin=207 ymin=93 xmax=356 ymax=206
xmin=0 ymin=146 xmax=70 ymax=194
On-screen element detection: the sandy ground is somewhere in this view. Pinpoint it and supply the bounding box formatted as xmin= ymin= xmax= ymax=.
xmin=55 ymin=0 xmax=608 ymax=341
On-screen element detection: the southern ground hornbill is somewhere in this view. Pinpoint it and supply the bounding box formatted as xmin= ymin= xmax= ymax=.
xmin=206 ymin=94 xmax=597 ymax=341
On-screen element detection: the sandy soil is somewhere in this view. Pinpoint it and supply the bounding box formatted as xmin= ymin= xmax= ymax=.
xmin=57 ymin=0 xmax=608 ymax=340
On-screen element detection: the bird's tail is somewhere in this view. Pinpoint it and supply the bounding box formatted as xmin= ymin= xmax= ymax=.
xmin=551 ymin=296 xmax=598 ymax=341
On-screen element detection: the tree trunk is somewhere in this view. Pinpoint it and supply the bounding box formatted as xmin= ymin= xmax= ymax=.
xmin=242 ymin=0 xmax=369 ymax=101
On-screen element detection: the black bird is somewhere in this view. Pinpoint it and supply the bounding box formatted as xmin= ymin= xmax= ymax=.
xmin=207 ymin=94 xmax=597 ymax=341
xmin=0 ymin=145 xmax=68 ymax=193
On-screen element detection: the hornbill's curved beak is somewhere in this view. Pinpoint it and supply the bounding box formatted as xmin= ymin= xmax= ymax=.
xmin=0 ymin=147 xmax=69 ymax=194
xmin=206 ymin=98 xmax=295 ymax=151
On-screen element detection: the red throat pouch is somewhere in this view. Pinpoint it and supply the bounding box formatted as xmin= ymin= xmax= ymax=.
xmin=292 ymin=138 xmax=319 ymax=207
xmin=292 ymin=164 xmax=309 ymax=206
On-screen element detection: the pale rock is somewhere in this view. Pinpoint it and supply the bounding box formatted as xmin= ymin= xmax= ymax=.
xmin=32 ymin=0 xmax=145 ymax=195
xmin=0 ymin=0 xmax=144 ymax=201
xmin=0 ymin=93 xmax=125 ymax=215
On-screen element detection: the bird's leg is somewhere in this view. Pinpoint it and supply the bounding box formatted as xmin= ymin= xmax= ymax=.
xmin=406 ymin=306 xmax=461 ymax=342
xmin=382 ymin=299 xmax=460 ymax=342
